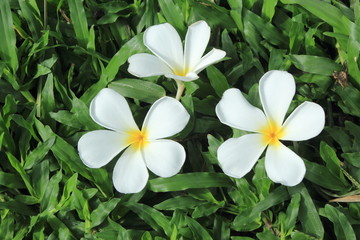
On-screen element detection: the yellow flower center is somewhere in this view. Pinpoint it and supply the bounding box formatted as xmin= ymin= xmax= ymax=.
xmin=173 ymin=67 xmax=188 ymax=76
xmin=126 ymin=129 xmax=148 ymax=149
xmin=260 ymin=120 xmax=285 ymax=147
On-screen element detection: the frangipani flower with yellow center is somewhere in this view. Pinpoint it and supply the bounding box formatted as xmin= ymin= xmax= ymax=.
xmin=78 ymin=88 xmax=190 ymax=193
xmin=216 ymin=70 xmax=325 ymax=186
xmin=128 ymin=20 xmax=226 ymax=99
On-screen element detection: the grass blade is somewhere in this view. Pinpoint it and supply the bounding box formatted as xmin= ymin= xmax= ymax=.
xmin=0 ymin=0 xmax=18 ymax=72
xmin=68 ymin=0 xmax=89 ymax=48
xmin=149 ymin=173 xmax=234 ymax=192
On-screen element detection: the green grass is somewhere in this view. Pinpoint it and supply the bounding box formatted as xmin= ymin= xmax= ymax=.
xmin=1 ymin=0 xmax=360 ymax=239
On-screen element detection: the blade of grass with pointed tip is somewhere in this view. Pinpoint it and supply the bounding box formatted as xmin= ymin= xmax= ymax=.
xmin=244 ymin=9 xmax=288 ymax=47
xmin=123 ymin=202 xmax=172 ymax=237
xmin=81 ymin=34 xmax=146 ymax=104
xmin=320 ymin=205 xmax=356 ymax=240
xmin=280 ymin=0 xmax=352 ymax=35
xmin=0 ymin=0 xmax=18 ymax=72
xmin=68 ymin=0 xmax=89 ymax=48
xmin=288 ymin=183 xmax=324 ymax=239
xmin=262 ymin=0 xmax=278 ymax=22
xmin=7 ymin=153 xmax=37 ymax=197
xmin=206 ymin=65 xmax=229 ymax=97
xmin=18 ymin=0 xmax=43 ymax=40
xmin=158 ymin=0 xmax=185 ymax=33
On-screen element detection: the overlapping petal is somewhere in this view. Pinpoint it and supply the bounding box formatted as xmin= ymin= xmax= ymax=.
xmin=78 ymin=88 xmax=190 ymax=194
xmin=128 ymin=53 xmax=173 ymax=78
xmin=89 ymin=88 xmax=138 ymax=132
xmin=216 ymin=88 xmax=267 ymax=132
xmin=113 ymin=147 xmax=149 ymax=194
xmin=259 ymin=70 xmax=295 ymax=125
xmin=128 ymin=21 xmax=225 ymax=82
xmin=264 ymin=143 xmax=306 ymax=186
xmin=78 ymin=130 xmax=128 ymax=168
xmin=143 ymin=96 xmax=190 ymax=139
xmin=184 ymin=21 xmax=210 ymax=72
xmin=143 ymin=140 xmax=186 ymax=177
xmin=281 ymin=102 xmax=325 ymax=141
xmin=165 ymin=72 xmax=199 ymax=82
xmin=217 ymin=134 xmax=266 ymax=178
xmin=193 ymin=48 xmax=226 ymax=74
xmin=144 ymin=23 xmax=183 ymax=72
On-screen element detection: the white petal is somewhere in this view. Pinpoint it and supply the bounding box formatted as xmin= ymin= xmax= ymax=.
xmin=142 ymin=96 xmax=190 ymax=139
xmin=184 ymin=21 xmax=210 ymax=72
xmin=193 ymin=48 xmax=226 ymax=74
xmin=78 ymin=130 xmax=128 ymax=168
xmin=265 ymin=143 xmax=306 ymax=186
xmin=113 ymin=147 xmax=149 ymax=194
xmin=144 ymin=23 xmax=184 ymax=72
xmin=217 ymin=134 xmax=266 ymax=178
xmin=259 ymin=70 xmax=295 ymax=125
xmin=143 ymin=140 xmax=185 ymax=177
xmin=165 ymin=72 xmax=199 ymax=82
xmin=281 ymin=102 xmax=325 ymax=141
xmin=216 ymin=88 xmax=268 ymax=132
xmin=90 ymin=88 xmax=139 ymax=132
xmin=128 ymin=53 xmax=173 ymax=77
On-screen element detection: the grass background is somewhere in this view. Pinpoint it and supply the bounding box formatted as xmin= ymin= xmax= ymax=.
xmin=1 ymin=0 xmax=360 ymax=239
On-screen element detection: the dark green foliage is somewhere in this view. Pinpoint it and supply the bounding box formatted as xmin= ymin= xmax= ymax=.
xmin=0 ymin=0 xmax=359 ymax=239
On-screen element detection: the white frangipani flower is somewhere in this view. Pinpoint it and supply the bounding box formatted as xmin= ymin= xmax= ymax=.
xmin=216 ymin=70 xmax=325 ymax=186
xmin=128 ymin=20 xmax=226 ymax=82
xmin=78 ymin=88 xmax=190 ymax=193
xmin=128 ymin=21 xmax=226 ymax=100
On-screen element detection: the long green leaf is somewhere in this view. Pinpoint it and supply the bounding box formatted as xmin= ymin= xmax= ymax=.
xmin=289 ymin=55 xmax=341 ymax=76
xmin=186 ymin=217 xmax=212 ymax=240
xmin=0 ymin=0 xmax=18 ymax=72
xmin=304 ymin=159 xmax=349 ymax=191
xmin=206 ymin=65 xmax=229 ymax=97
xmin=320 ymin=205 xmax=356 ymax=240
xmin=158 ymin=0 xmax=185 ymax=33
xmin=288 ymin=183 xmax=324 ymax=239
xmin=7 ymin=153 xmax=37 ymax=197
xmin=0 ymin=200 xmax=36 ymax=216
xmin=18 ymin=0 xmax=43 ymax=40
xmin=0 ymin=171 xmax=26 ymax=189
xmin=149 ymin=173 xmax=234 ymax=192
xmin=250 ymin=185 xmax=289 ymax=216
xmin=244 ymin=9 xmax=288 ymax=47
xmin=262 ymin=0 xmax=278 ymax=22
xmin=91 ymin=198 xmax=121 ymax=228
xmin=123 ymin=202 xmax=172 ymax=237
xmin=109 ymin=78 xmax=166 ymax=103
xmin=68 ymin=0 xmax=89 ymax=48
xmin=81 ymin=34 xmax=146 ymax=104
xmin=335 ymin=85 xmax=360 ymax=117
xmin=280 ymin=0 xmax=352 ymax=34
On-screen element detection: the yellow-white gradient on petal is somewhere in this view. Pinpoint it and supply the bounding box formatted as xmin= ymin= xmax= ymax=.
xmin=259 ymin=120 xmax=286 ymax=147
xmin=78 ymin=88 xmax=190 ymax=194
xmin=216 ymin=70 xmax=325 ymax=187
xmin=126 ymin=129 xmax=149 ymax=150
xmin=127 ymin=21 xmax=226 ymax=82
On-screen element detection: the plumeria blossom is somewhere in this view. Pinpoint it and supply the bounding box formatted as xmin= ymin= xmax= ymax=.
xmin=216 ymin=70 xmax=325 ymax=186
xmin=127 ymin=20 xmax=226 ymax=82
xmin=78 ymin=88 xmax=190 ymax=193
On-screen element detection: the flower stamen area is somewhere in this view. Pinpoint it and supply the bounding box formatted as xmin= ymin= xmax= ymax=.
xmin=127 ymin=129 xmax=148 ymax=149
xmin=260 ymin=121 xmax=285 ymax=147
xmin=173 ymin=67 xmax=189 ymax=77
